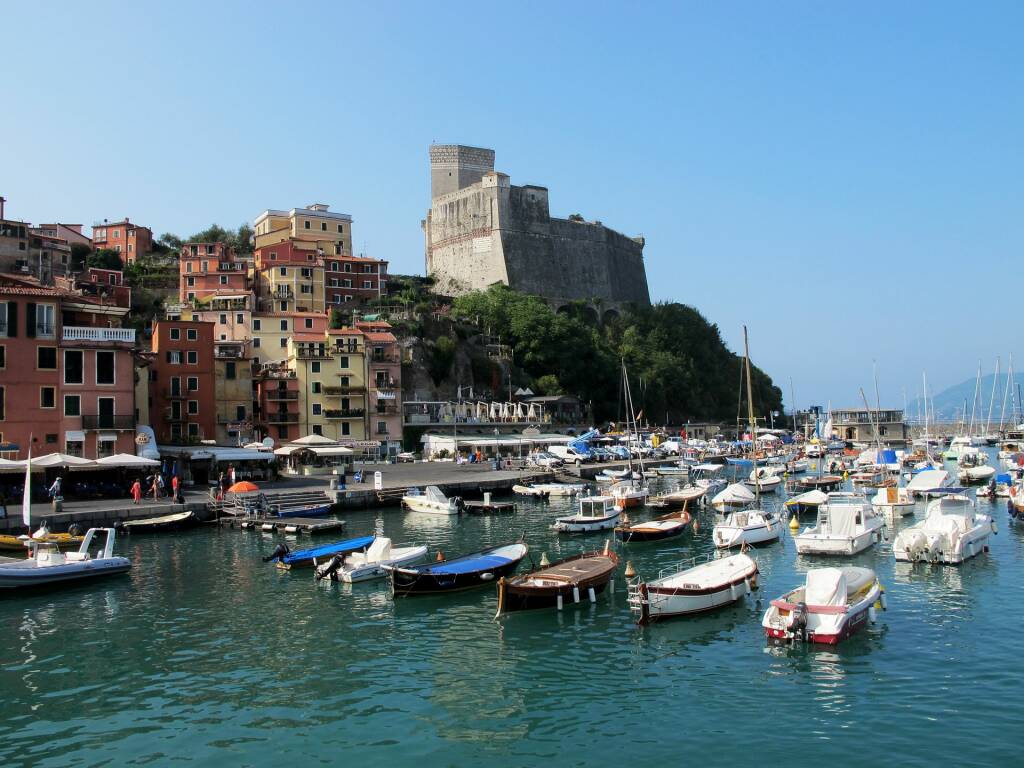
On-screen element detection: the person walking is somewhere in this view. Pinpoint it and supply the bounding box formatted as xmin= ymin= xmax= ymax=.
xmin=48 ymin=475 xmax=63 ymax=501
xmin=228 ymin=464 xmax=236 ymax=486
xmin=157 ymin=473 xmax=166 ymax=498
xmin=149 ymin=475 xmax=160 ymax=501
xmin=131 ymin=478 xmax=142 ymax=504
xmin=171 ymin=474 xmax=181 ymax=503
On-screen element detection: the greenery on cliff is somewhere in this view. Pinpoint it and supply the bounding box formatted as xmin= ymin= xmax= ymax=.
xmin=449 ymin=285 xmax=783 ymax=425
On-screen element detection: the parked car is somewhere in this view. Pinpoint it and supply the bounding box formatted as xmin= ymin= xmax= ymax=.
xmin=529 ymin=451 xmax=565 ymax=468
xmin=590 ymin=447 xmax=614 ymax=463
xmin=396 ymin=452 xmax=417 ymax=463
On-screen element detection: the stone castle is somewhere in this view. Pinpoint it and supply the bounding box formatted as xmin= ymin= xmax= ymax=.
xmin=423 ymin=144 xmax=650 ymax=318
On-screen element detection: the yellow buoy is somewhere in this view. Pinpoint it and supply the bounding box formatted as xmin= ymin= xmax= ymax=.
xmin=788 ymin=514 xmax=799 ymax=531
xmin=624 ymin=560 xmax=637 ymax=579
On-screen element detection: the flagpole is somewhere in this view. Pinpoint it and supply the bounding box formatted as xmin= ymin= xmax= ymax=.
xmin=22 ymin=435 xmax=33 ymax=531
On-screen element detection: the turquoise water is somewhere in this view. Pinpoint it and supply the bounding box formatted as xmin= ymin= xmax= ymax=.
xmin=1 ymin=454 xmax=1022 ymax=767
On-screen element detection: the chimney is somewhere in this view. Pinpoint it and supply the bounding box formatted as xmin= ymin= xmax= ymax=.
xmin=0 ymin=196 xmax=5 ymax=221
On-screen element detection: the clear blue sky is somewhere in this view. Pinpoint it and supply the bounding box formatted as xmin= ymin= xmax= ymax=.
xmin=3 ymin=2 xmax=1021 ymax=410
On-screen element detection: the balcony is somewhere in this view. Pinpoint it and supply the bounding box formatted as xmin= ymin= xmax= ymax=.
xmin=81 ymin=414 xmax=135 ymax=430
xmin=164 ymin=389 xmax=186 ymax=399
xmin=214 ymin=345 xmax=246 ymax=359
xmin=324 ymin=409 xmax=365 ymax=419
xmin=63 ymin=326 xmax=136 ymax=344
xmin=295 ymin=347 xmax=331 ymax=359
xmin=374 ymin=378 xmax=399 ymax=391
xmin=266 ymin=412 xmax=298 ymax=424
xmin=323 ymin=385 xmax=365 ymax=395
xmin=266 ymin=389 xmax=298 ymax=401
xmin=370 ymin=351 xmax=400 ymax=364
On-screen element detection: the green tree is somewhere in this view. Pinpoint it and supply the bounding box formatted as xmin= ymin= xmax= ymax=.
xmin=534 ymin=374 xmax=563 ymax=395
xmin=70 ymin=242 xmax=91 ymax=271
xmin=330 ymin=308 xmax=345 ymax=329
xmin=157 ymin=232 xmax=183 ymax=252
xmin=87 ymin=249 xmax=124 ymax=271
xmin=430 ymin=336 xmax=456 ymax=385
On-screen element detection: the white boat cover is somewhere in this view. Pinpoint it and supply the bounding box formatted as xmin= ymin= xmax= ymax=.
xmin=788 ymin=490 xmax=828 ymax=506
xmin=907 ymin=469 xmax=951 ymax=493
xmin=712 ymin=483 xmax=755 ymax=506
xmin=805 ymin=568 xmax=848 ymax=607
xmin=424 ymin=486 xmax=448 ymax=504
xmin=826 ymin=504 xmax=860 ymax=538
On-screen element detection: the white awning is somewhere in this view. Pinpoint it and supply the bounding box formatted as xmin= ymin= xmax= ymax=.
xmin=208 ymin=448 xmax=275 ymax=463
xmin=99 ymin=433 xmax=118 ymax=442
xmin=309 ymin=446 xmax=354 ymax=456
xmin=65 ymin=431 xmax=85 ymax=442
xmin=274 ymin=445 xmax=299 ymax=456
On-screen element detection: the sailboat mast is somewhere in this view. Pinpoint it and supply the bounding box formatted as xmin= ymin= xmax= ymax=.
xmin=789 ymin=377 xmax=797 ymax=434
xmin=743 ymin=326 xmax=759 ymax=506
xmin=1000 ymin=354 xmax=1014 ymax=432
xmin=968 ymin=361 xmax=981 ymax=438
xmin=985 ymin=357 xmax=1000 ymax=436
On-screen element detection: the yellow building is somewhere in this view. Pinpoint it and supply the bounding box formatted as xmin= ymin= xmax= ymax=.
xmin=254 ymin=262 xmax=325 ymax=314
xmin=213 ymin=341 xmax=255 ymax=444
xmin=289 ymin=329 xmax=368 ymax=441
xmin=249 ymin=312 xmax=329 ymax=367
xmin=254 ymin=203 xmax=353 ymax=255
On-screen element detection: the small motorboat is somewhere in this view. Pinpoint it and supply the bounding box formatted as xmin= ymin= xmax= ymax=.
xmin=762 ymin=567 xmax=885 ymax=644
xmin=386 ymin=542 xmax=528 ymax=596
xmin=0 ymin=528 xmax=130 ymax=589
xmin=609 ymin=479 xmax=649 ymax=509
xmin=648 ymin=484 xmax=706 ymax=510
xmin=870 ymin=486 xmax=916 ymax=519
xmin=906 ymin=468 xmax=953 ymax=497
xmin=690 ymin=463 xmax=727 ymax=493
xmin=275 ymin=502 xmax=334 ymax=518
xmin=784 ymin=489 xmax=828 ymax=516
xmin=512 ymin=484 xmax=550 ymax=499
xmin=533 ymin=483 xmax=587 ymax=497
xmin=712 ymin=508 xmax=783 ymax=548
xmin=710 ymin=483 xmax=755 ymax=513
xmin=119 ymin=510 xmax=197 ymax=532
xmin=655 ymin=464 xmax=690 ymax=477
xmin=789 ymin=475 xmax=845 ymax=493
xmin=401 ymin=485 xmax=464 ymax=515
xmin=628 ymin=552 xmax=758 ymax=624
xmin=744 ymin=467 xmax=782 ymax=494
xmin=552 ymin=495 xmax=621 ymax=533
xmin=892 ymin=493 xmax=995 ymax=564
xmin=794 ymin=493 xmax=885 ymax=556
xmin=264 ymin=534 xmax=376 ymax=570
xmin=957 ymin=451 xmax=996 ymax=485
xmin=314 ymin=537 xmax=429 ymax=583
xmin=495 ymin=544 xmax=619 ymax=615
xmin=615 ymin=508 xmax=692 ymax=543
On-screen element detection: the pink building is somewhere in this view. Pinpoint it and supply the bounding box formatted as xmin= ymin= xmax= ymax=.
xmin=179 ymin=242 xmax=250 ymax=303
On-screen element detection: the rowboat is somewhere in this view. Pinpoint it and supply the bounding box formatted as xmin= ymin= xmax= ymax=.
xmin=276 ymin=502 xmax=333 ymax=518
xmin=552 ymin=496 xmax=621 ymax=533
xmin=628 ymin=552 xmax=759 ymax=624
xmin=314 ymin=537 xmax=429 ymax=583
xmin=386 ymin=542 xmax=528 ymax=596
xmin=264 ymin=534 xmax=377 ymax=570
xmin=615 ymin=508 xmax=691 ymax=543
xmin=0 ymin=528 xmax=131 ymax=589
xmin=762 ymin=567 xmax=885 ymax=644
xmin=495 ymin=545 xmax=619 ymax=615
xmin=119 ymin=510 xmax=197 ymax=532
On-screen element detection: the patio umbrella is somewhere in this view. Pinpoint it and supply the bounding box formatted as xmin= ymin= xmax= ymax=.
xmin=33 ymin=453 xmax=98 ymax=469
xmin=228 ymin=481 xmax=260 ymax=493
xmin=96 ymin=453 xmax=161 ymax=468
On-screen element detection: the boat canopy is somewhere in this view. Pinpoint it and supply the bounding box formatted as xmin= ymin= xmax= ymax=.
xmin=786 ymin=489 xmax=828 ymax=506
xmin=824 ymin=503 xmax=860 ymax=538
xmin=420 ymin=553 xmax=515 ymax=575
xmin=906 ymin=469 xmax=951 ymax=492
xmin=712 ymin=483 xmax=755 ymax=506
xmin=805 ymin=568 xmax=848 ymax=607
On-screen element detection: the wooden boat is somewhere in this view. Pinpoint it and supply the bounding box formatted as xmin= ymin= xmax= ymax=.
xmin=386 ymin=542 xmax=528 ymax=596
xmin=0 ymin=528 xmax=130 ymax=589
xmin=495 ymin=546 xmax=619 ymax=615
xmin=0 ymin=531 xmax=84 ymax=552
xmin=314 ymin=537 xmax=429 ymax=583
xmin=648 ymin=485 xmax=706 ymax=510
xmin=629 ymin=552 xmax=759 ymax=624
xmin=119 ymin=510 xmax=197 ymax=532
xmin=264 ymin=534 xmax=377 ymax=570
xmin=789 ymin=475 xmax=845 ymax=493
xmin=762 ymin=567 xmax=885 ymax=644
xmin=552 ymin=495 xmax=620 ymax=533
xmin=615 ymin=508 xmax=692 ymax=543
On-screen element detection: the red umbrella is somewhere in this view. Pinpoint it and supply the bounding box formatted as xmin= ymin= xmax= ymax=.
xmin=228 ymin=481 xmax=259 ymax=493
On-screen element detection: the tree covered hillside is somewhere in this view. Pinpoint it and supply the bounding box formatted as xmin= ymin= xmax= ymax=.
xmin=450 ymin=285 xmax=782 ymax=424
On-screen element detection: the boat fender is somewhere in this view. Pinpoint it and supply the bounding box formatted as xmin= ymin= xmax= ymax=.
xmin=315 ymin=554 xmax=344 ymax=582
xmin=879 ymin=589 xmax=887 ymax=611
xmin=480 ymin=572 xmax=494 ymax=581
xmin=868 ymin=605 xmax=877 ymax=624
xmin=262 ymin=543 xmax=290 ymax=563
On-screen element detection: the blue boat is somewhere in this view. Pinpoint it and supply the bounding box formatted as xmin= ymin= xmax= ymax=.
xmin=386 ymin=542 xmax=528 ymax=596
xmin=264 ymin=535 xmax=377 ymax=570
xmin=275 ymin=502 xmax=334 ymax=518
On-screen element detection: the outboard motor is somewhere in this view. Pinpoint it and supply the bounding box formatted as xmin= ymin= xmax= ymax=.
xmin=453 ymin=496 xmax=465 ymax=512
xmin=315 ymin=554 xmax=345 ymax=582
xmin=262 ymin=542 xmax=290 ymax=563
xmin=789 ymin=602 xmax=808 ymax=642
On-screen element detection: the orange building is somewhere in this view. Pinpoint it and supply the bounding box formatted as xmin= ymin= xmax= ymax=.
xmin=149 ymin=320 xmax=216 ymax=443
xmin=92 ymin=218 xmax=153 ymax=264
xmin=358 ymin=320 xmax=402 ymax=455
xmin=179 ymin=242 xmax=250 ymax=303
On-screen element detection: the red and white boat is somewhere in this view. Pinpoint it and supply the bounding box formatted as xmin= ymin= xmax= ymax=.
xmin=762 ymin=567 xmax=885 ymax=644
xmin=628 ymin=552 xmax=758 ymax=624
xmin=609 ymin=479 xmax=649 ymax=509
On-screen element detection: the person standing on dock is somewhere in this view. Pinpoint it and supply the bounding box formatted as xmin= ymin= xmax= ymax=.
xmin=48 ymin=475 xmax=63 ymax=501
xmin=172 ymin=474 xmax=181 ymax=503
xmin=149 ymin=475 xmax=160 ymax=501
xmin=131 ymin=478 xmax=142 ymax=504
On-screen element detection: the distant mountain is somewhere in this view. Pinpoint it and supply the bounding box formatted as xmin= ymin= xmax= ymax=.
xmin=907 ymin=374 xmax=1022 ymax=424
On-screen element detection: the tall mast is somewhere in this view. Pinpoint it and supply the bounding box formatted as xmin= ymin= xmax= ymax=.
xmin=999 ymin=354 xmax=1013 ymax=432
xmin=985 ymin=357 xmax=1000 ymax=437
xmin=872 ymin=360 xmax=884 ymax=447
xmin=789 ymin=376 xmax=797 ymax=434
xmin=743 ymin=326 xmax=759 ymax=506
xmin=968 ymin=361 xmax=981 ymax=438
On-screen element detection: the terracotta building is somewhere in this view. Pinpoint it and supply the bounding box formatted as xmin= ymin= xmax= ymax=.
xmin=179 ymin=242 xmax=250 ymax=303
xmin=148 ymin=320 xmax=216 ymax=443
xmin=92 ymin=218 xmax=153 ymax=264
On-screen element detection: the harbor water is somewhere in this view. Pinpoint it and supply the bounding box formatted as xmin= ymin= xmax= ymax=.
xmin=1 ymin=453 xmax=1022 ymax=767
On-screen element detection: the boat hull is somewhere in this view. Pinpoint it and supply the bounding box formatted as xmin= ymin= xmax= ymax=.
xmin=637 ymin=558 xmax=758 ymax=624
xmin=122 ymin=510 xmax=197 ymax=532
xmin=552 ymin=513 xmax=620 ymax=533
xmin=794 ymin=528 xmax=882 ymax=556
xmin=0 ymin=558 xmax=131 ymax=589
xmin=763 ymin=581 xmax=881 ymax=645
xmin=339 ymin=546 xmax=429 ymax=583
xmin=276 ymin=504 xmax=333 ymax=519
xmin=388 ymin=544 xmax=528 ymax=596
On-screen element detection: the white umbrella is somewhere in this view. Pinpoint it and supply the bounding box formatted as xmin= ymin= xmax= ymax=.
xmin=289 ymin=434 xmax=338 ymax=447
xmin=95 ymin=453 xmax=161 ymax=468
xmin=33 ymin=453 xmax=98 ymax=469
xmin=0 ymin=458 xmax=25 ymax=473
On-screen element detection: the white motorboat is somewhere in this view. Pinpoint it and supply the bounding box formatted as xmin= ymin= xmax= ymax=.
xmin=314 ymin=537 xmax=428 ymax=583
xmin=871 ymin=486 xmax=916 ymax=518
xmin=805 ymin=442 xmax=826 ymax=458
xmin=552 ymin=495 xmax=620 ymax=533
xmin=609 ymin=479 xmax=649 ymax=509
xmin=794 ymin=492 xmax=885 ymax=556
xmin=655 ymin=464 xmax=690 ymax=477
xmin=744 ymin=467 xmax=782 ymax=493
xmin=534 ymin=483 xmax=587 ymax=496
xmin=629 ymin=553 xmax=759 ymax=624
xmin=957 ymin=451 xmax=996 ymax=485
xmin=762 ymin=567 xmax=885 ymax=645
xmin=892 ymin=494 xmax=996 ymax=564
xmin=0 ymin=528 xmax=130 ymax=589
xmin=784 ymin=489 xmax=828 ymax=516
xmin=712 ymin=508 xmax=783 ymax=548
xmin=690 ymin=463 xmax=727 ymax=493
xmin=401 ymin=486 xmax=464 ymax=515
xmin=710 ymin=482 xmax=756 ymax=513
xmin=906 ymin=468 xmax=953 ymax=498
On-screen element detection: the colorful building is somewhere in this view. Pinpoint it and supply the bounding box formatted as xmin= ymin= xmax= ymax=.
xmin=92 ymin=218 xmax=153 ymax=264
xmin=253 ymin=260 xmax=325 ymax=314
xmin=0 ymin=274 xmax=137 ymax=459
xmin=288 ymin=329 xmax=367 ymax=443
xmin=179 ymin=242 xmax=250 ymax=303
xmin=250 ymin=312 xmax=327 ymax=366
xmin=213 ymin=340 xmax=255 ymax=445
xmin=359 ymin=320 xmax=402 ymax=455
xmin=148 ymin=320 xmax=216 ymax=443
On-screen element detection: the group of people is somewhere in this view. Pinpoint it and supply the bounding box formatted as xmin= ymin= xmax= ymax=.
xmin=130 ymin=472 xmax=182 ymax=504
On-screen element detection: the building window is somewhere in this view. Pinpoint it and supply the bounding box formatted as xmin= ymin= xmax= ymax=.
xmin=279 ymin=301 xmax=288 ymax=312
xmin=34 ymin=304 xmax=56 ymax=337
xmin=186 ymin=262 xmax=193 ymax=273
xmin=0 ymin=386 xmax=4 ymax=420
xmin=64 ymin=350 xmax=83 ymax=384
xmin=40 ymin=386 xmax=56 ymax=409
xmin=340 ymin=376 xmax=350 ymax=386
xmin=377 ymin=421 xmax=388 ymax=435
xmin=187 ymin=329 xmax=197 ymax=341
xmin=312 ymin=403 xmax=322 ymax=415
xmin=252 ymin=319 xmax=261 ymax=331
xmin=236 ymin=313 xmax=244 ymax=324
xmin=279 ymin=267 xmax=287 ymax=276
xmin=311 ymin=361 xmax=321 ymax=374
xmin=219 ymin=314 xmax=227 ymax=324
xmin=0 ymin=303 xmax=7 ymax=337
xmin=303 ymin=220 xmax=310 ymax=229
xmin=279 ymin=338 xmax=287 ymax=348
xmin=253 ymin=338 xmax=261 ymax=348
xmin=277 ymin=425 xmax=289 ymax=440
xmin=97 ymin=437 xmax=116 ymax=459
xmin=301 ymin=268 xmax=312 ymax=278
xmin=342 ymin=279 xmax=352 ymax=288
xmin=236 ymin=405 xmax=246 ymax=420
xmin=64 ymin=395 xmax=80 ymax=416
xmin=113 ymin=229 xmax=120 ymax=238
xmin=187 ymin=351 xmax=198 ymax=364
xmin=220 ymin=276 xmax=228 ymax=285
xmin=171 ymin=424 xmax=182 ymax=439
xmin=96 ymin=351 xmax=115 ymax=385
xmin=341 ymin=422 xmax=350 ymax=436
xmin=168 ymin=350 xmax=182 ymax=365
xmin=320 ymin=222 xmax=327 ymax=231
xmin=188 ymin=423 xmax=199 ymax=437
xmin=344 ymin=295 xmax=353 ymax=302
xmin=170 ymin=328 xmax=180 ymax=340
xmin=38 ymin=347 xmax=57 ymax=369
xmin=65 ymin=439 xmax=84 ymax=457
xmin=333 ymin=295 xmax=341 ymax=304
xmin=300 ymin=284 xmax=311 ymax=294
xmin=339 ymin=356 xmax=349 ymax=369
xmin=278 ymin=320 xmax=288 ymax=332
xmin=311 ymin=381 xmax=321 ymax=393
xmin=312 ymin=424 xmax=323 ymax=436
xmin=187 ymin=277 xmax=195 ymax=287
xmin=225 ymin=362 xmax=236 ymax=379
xmin=187 ymin=376 xmax=198 ymax=391
xmin=187 ymin=400 xmax=198 ymax=415
xmin=363 ymin=281 xmax=372 ymax=289
xmin=337 ymin=224 xmax=343 ymax=234
xmin=344 ymin=263 xmax=352 ymax=273
xmin=187 ymin=293 xmax=195 ymax=301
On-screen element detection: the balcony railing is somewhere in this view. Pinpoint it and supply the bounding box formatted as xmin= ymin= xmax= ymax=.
xmin=266 ymin=412 xmax=298 ymax=424
xmin=266 ymin=389 xmax=298 ymax=400
xmin=295 ymin=347 xmax=331 ymax=359
xmin=323 ymin=385 xmax=365 ymax=395
xmin=374 ymin=378 xmax=399 ymax=390
xmin=63 ymin=326 xmax=135 ymax=343
xmin=324 ymin=409 xmax=365 ymax=419
xmin=81 ymin=414 xmax=135 ymax=430
xmin=164 ymin=389 xmax=186 ymax=399
xmin=214 ymin=346 xmax=246 ymax=358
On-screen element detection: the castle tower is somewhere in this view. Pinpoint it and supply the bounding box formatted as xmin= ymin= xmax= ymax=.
xmin=429 ymin=144 xmax=495 ymax=198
